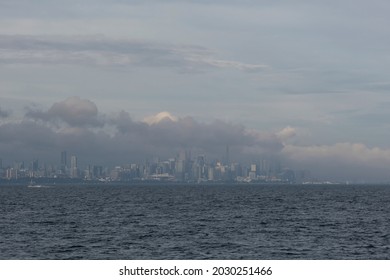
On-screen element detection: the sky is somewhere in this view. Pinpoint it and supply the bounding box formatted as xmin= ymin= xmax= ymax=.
xmin=1 ymin=0 xmax=390 ymax=182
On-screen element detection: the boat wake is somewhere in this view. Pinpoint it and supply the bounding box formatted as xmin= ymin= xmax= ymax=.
xmin=27 ymin=184 xmax=52 ymax=188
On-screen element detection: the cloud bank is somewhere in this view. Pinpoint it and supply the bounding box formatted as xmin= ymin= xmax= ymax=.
xmin=1 ymin=97 xmax=390 ymax=182
xmin=282 ymin=143 xmax=390 ymax=181
xmin=0 ymin=97 xmax=282 ymax=166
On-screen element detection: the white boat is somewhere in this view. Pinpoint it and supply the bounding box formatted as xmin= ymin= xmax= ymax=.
xmin=27 ymin=184 xmax=44 ymax=188
xmin=27 ymin=180 xmax=50 ymax=188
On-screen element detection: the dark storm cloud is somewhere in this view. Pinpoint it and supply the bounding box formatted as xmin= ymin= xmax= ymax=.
xmin=106 ymin=109 xmax=283 ymax=162
xmin=0 ymin=120 xmax=56 ymax=149
xmin=110 ymin=110 xmax=148 ymax=135
xmin=0 ymin=35 xmax=265 ymax=72
xmin=0 ymin=120 xmax=59 ymax=162
xmin=165 ymin=118 xmax=280 ymax=153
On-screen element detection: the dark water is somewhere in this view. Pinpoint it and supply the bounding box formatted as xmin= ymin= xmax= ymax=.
xmin=1 ymin=184 xmax=389 ymax=259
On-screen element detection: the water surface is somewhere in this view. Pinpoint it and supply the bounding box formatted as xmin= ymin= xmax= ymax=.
xmin=1 ymin=184 xmax=389 ymax=259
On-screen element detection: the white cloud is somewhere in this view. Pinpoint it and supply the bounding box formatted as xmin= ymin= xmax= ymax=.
xmin=184 ymin=54 xmax=267 ymax=72
xmin=143 ymin=111 xmax=178 ymax=125
xmin=276 ymin=126 xmax=296 ymax=142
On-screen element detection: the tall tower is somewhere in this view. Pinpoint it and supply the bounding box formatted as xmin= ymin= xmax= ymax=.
xmin=70 ymin=155 xmax=78 ymax=178
xmin=32 ymin=159 xmax=38 ymax=172
xmin=225 ymin=145 xmax=230 ymax=165
xmin=61 ymin=151 xmax=67 ymax=174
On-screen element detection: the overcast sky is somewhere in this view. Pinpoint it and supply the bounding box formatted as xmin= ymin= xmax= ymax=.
xmin=1 ymin=0 xmax=390 ymax=182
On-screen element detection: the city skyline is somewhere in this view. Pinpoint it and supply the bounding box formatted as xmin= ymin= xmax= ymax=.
xmin=1 ymin=1 xmax=390 ymax=182
xmin=0 ymin=148 xmax=306 ymax=184
xmin=0 ymin=144 xmax=387 ymax=184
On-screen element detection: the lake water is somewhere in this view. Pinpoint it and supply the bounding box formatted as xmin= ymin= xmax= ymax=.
xmin=0 ymin=184 xmax=389 ymax=259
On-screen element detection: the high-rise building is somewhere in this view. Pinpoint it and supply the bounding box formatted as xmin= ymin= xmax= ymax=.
xmin=61 ymin=151 xmax=67 ymax=174
xmin=176 ymin=150 xmax=191 ymax=181
xmin=0 ymin=158 xmax=3 ymax=179
xmin=225 ymin=145 xmax=230 ymax=165
xmin=70 ymin=155 xmax=78 ymax=178
xmin=32 ymin=159 xmax=38 ymax=172
xmin=251 ymin=164 xmax=257 ymax=173
xmin=93 ymin=165 xmax=103 ymax=178
xmin=208 ymin=166 xmax=214 ymax=181
xmin=196 ymin=155 xmax=205 ymax=166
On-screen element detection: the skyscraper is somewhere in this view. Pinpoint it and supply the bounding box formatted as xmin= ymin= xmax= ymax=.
xmin=70 ymin=155 xmax=78 ymax=178
xmin=61 ymin=151 xmax=67 ymax=174
xmin=225 ymin=145 xmax=230 ymax=165
xmin=32 ymin=159 xmax=38 ymax=172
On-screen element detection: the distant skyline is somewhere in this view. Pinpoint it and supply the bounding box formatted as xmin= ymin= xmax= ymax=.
xmin=1 ymin=1 xmax=390 ymax=182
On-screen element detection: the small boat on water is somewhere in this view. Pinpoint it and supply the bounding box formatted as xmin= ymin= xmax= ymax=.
xmin=27 ymin=184 xmax=45 ymax=188
xmin=27 ymin=180 xmax=50 ymax=188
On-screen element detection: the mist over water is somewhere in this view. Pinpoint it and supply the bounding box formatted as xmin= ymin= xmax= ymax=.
xmin=1 ymin=184 xmax=389 ymax=259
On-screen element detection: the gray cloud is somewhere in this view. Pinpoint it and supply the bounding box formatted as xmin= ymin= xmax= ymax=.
xmin=26 ymin=96 xmax=103 ymax=127
xmin=0 ymin=120 xmax=59 ymax=163
xmin=2 ymin=97 xmax=283 ymax=166
xmin=0 ymin=107 xmax=10 ymax=118
xmin=108 ymin=109 xmax=283 ymax=161
xmin=0 ymin=35 xmax=266 ymax=72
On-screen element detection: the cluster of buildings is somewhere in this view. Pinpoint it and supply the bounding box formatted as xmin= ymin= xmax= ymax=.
xmin=0 ymin=150 xmax=310 ymax=184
